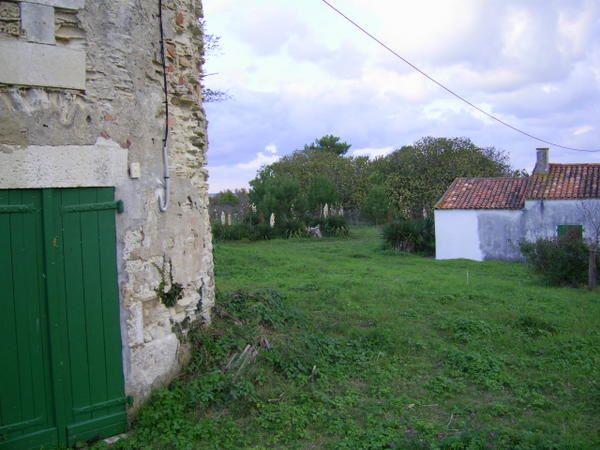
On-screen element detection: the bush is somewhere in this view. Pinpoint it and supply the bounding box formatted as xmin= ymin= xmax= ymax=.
xmin=311 ymin=216 xmax=349 ymax=237
xmin=520 ymin=237 xmax=593 ymax=286
xmin=382 ymin=217 xmax=434 ymax=255
xmin=277 ymin=218 xmax=307 ymax=239
xmin=212 ymin=222 xmax=253 ymax=241
xmin=213 ymin=215 xmax=349 ymax=241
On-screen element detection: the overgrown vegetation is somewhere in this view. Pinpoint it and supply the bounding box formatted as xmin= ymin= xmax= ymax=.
xmin=520 ymin=236 xmax=598 ymax=286
xmin=110 ymin=227 xmax=599 ymax=449
xmin=211 ymin=216 xmax=349 ymax=242
xmin=382 ymin=217 xmax=435 ymax=255
xmin=154 ymin=258 xmax=184 ymax=307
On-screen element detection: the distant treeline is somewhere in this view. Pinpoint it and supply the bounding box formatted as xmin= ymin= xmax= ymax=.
xmin=213 ymin=135 xmax=524 ymax=226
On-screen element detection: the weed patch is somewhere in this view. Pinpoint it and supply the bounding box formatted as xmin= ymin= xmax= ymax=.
xmin=514 ymin=315 xmax=558 ymax=337
xmin=437 ymin=317 xmax=494 ymax=343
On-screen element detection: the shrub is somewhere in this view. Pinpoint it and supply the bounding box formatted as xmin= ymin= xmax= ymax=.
xmin=277 ymin=218 xmax=307 ymax=239
xmin=311 ymin=216 xmax=349 ymax=237
xmin=212 ymin=222 xmax=253 ymax=241
xmin=382 ymin=217 xmax=434 ymax=255
xmin=213 ymin=215 xmax=349 ymax=241
xmin=520 ymin=237 xmax=593 ymax=286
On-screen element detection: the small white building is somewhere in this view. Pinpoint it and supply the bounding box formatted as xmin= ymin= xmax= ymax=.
xmin=435 ymin=148 xmax=600 ymax=261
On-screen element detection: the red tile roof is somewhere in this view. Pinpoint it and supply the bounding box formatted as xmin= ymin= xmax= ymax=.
xmin=525 ymin=164 xmax=600 ymax=200
xmin=436 ymin=164 xmax=600 ymax=210
xmin=436 ymin=177 xmax=529 ymax=209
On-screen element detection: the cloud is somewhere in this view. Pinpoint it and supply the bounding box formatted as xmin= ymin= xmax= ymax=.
xmin=573 ymin=125 xmax=593 ymax=136
xmin=236 ymin=146 xmax=280 ymax=170
xmin=207 ymin=144 xmax=281 ymax=193
xmin=203 ymin=0 xmax=600 ymax=192
xmin=351 ymin=146 xmax=394 ymax=159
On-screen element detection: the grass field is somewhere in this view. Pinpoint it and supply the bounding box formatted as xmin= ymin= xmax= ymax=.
xmin=115 ymin=227 xmax=600 ymax=449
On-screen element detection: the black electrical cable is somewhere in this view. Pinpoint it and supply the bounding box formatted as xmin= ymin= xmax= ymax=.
xmin=158 ymin=0 xmax=170 ymax=211
xmin=321 ymin=0 xmax=600 ymax=153
xmin=158 ymin=0 xmax=169 ymax=148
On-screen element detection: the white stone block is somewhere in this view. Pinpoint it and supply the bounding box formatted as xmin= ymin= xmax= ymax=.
xmin=0 ymin=40 xmax=85 ymax=90
xmin=20 ymin=2 xmax=55 ymax=44
xmin=19 ymin=0 xmax=85 ymax=10
xmin=0 ymin=138 xmax=128 ymax=189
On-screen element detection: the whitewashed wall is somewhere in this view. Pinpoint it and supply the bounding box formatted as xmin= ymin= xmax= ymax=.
xmin=523 ymin=199 xmax=600 ymax=243
xmin=435 ymin=209 xmax=483 ymax=261
xmin=435 ymin=200 xmax=600 ymax=261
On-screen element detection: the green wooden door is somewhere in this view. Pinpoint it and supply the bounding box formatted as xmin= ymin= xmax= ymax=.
xmin=0 ymin=190 xmax=58 ymax=448
xmin=0 ymin=188 xmax=126 ymax=449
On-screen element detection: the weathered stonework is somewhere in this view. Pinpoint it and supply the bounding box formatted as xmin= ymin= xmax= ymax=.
xmin=0 ymin=1 xmax=20 ymax=36
xmin=0 ymin=0 xmax=215 ymax=410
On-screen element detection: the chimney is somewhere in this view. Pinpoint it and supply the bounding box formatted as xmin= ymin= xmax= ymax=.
xmin=533 ymin=148 xmax=549 ymax=174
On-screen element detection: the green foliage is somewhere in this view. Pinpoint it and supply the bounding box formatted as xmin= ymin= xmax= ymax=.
xmin=360 ymin=184 xmax=389 ymax=225
xmin=307 ymin=175 xmax=338 ymax=214
xmin=255 ymin=135 xmax=371 ymax=211
xmin=382 ymin=217 xmax=435 ymax=254
xmin=520 ymin=237 xmax=594 ymax=286
xmin=382 ymin=137 xmax=516 ymax=218
xmin=437 ymin=317 xmax=494 ymax=343
xmin=153 ymin=258 xmax=183 ymax=307
xmin=212 ymin=189 xmax=239 ymax=206
xmin=246 ymin=135 xmax=521 ymax=228
xmin=312 ymin=216 xmax=350 ymax=237
xmin=514 ymin=315 xmax=558 ymax=337
xmin=249 ymin=169 xmax=302 ymax=222
xmin=304 ymin=134 xmax=351 ymax=156
xmin=444 ymin=349 xmax=510 ymax=389
xmin=211 ymin=218 xmax=323 ymax=242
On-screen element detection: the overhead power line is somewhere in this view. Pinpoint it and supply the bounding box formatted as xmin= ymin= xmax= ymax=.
xmin=320 ymin=0 xmax=600 ymax=153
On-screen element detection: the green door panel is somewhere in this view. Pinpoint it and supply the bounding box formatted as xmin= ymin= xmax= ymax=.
xmin=0 ymin=188 xmax=126 ymax=449
xmin=0 ymin=190 xmax=57 ymax=448
xmin=56 ymin=188 xmax=126 ymax=444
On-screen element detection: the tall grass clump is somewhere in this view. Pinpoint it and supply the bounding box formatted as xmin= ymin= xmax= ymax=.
xmin=382 ymin=217 xmax=434 ymax=255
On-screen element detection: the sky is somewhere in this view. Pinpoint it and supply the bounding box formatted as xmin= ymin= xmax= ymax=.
xmin=202 ymin=0 xmax=600 ymax=193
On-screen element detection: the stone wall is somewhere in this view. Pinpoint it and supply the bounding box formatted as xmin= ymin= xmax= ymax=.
xmin=0 ymin=0 xmax=215 ymax=407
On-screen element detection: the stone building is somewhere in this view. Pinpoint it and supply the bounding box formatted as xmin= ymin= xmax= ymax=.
xmin=435 ymin=148 xmax=600 ymax=261
xmin=0 ymin=0 xmax=214 ymax=447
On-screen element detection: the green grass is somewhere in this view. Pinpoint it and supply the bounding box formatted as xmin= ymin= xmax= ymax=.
xmin=114 ymin=227 xmax=600 ymax=449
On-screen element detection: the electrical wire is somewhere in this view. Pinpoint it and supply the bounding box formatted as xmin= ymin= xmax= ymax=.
xmin=320 ymin=0 xmax=600 ymax=153
xmin=158 ymin=0 xmax=170 ymax=211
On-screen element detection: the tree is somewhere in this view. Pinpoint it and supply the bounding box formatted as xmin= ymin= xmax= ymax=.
xmin=308 ymin=176 xmax=338 ymax=216
xmin=212 ymin=189 xmax=239 ymax=206
xmin=382 ymin=137 xmax=517 ymax=218
xmin=303 ymin=135 xmax=351 ymax=156
xmin=264 ymin=136 xmax=370 ymax=210
xmin=360 ymin=185 xmax=389 ymax=225
xmin=249 ymin=168 xmax=302 ymax=223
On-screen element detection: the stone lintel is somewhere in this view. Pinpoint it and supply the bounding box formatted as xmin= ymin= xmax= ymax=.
xmin=0 ymin=140 xmax=128 ymax=189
